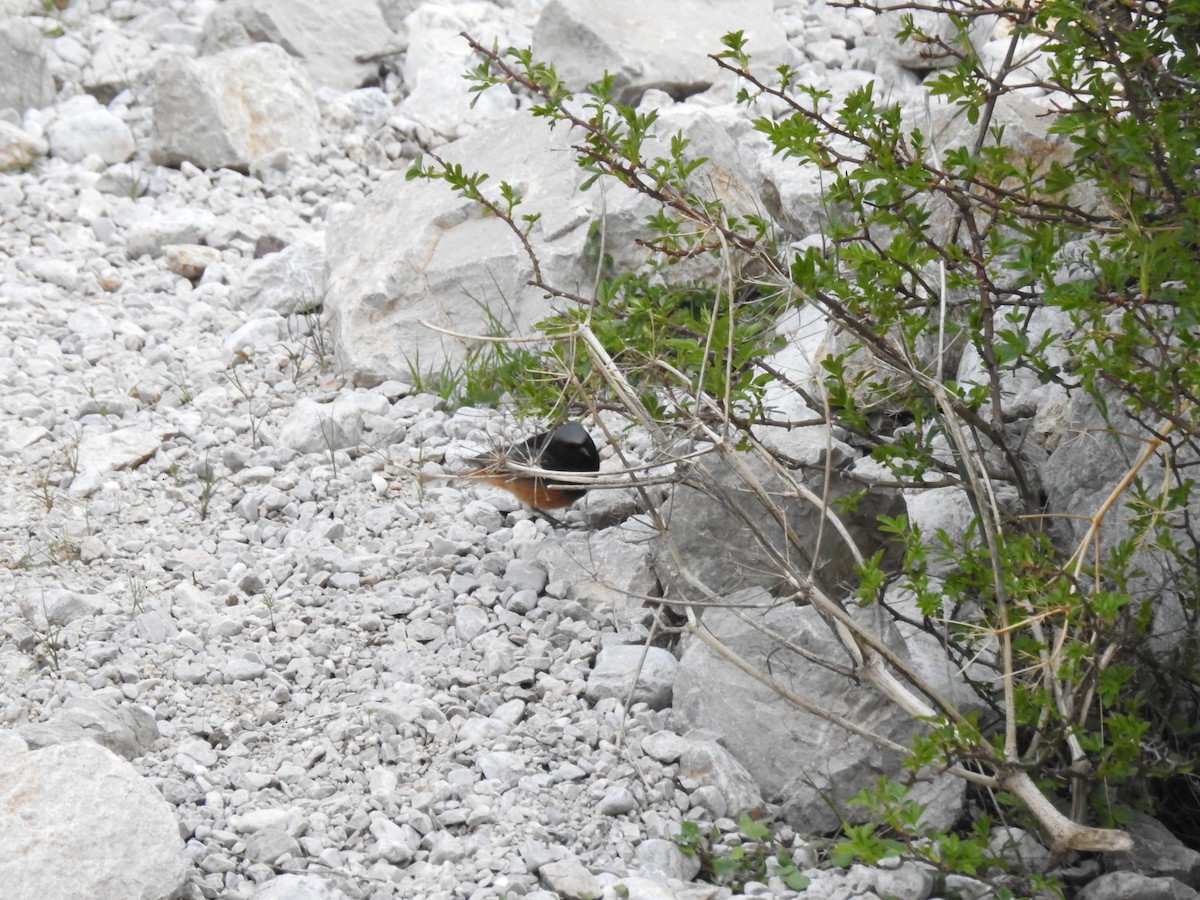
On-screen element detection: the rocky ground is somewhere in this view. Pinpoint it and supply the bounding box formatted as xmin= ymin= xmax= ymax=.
xmin=0 ymin=2 xmax=853 ymax=898
xmin=3 ymin=1 xmax=1199 ymax=900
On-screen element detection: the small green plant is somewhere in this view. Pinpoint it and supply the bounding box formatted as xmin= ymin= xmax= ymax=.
xmin=197 ymin=452 xmax=216 ymax=521
xmin=36 ymin=623 xmax=62 ymax=672
xmin=318 ymin=418 xmax=341 ymax=478
xmin=20 ymin=595 xmax=64 ymax=674
xmin=166 ymin=364 xmax=194 ymax=405
xmin=832 ymin=779 xmax=985 ymax=870
xmin=300 ymin=306 xmax=333 ymax=369
xmin=128 ymin=573 xmax=146 ymax=619
xmin=64 ymin=428 xmax=80 ymax=477
xmin=4 ymin=533 xmax=77 ymax=570
xmin=282 ymin=299 xmax=335 ymax=384
xmin=675 ymin=815 xmax=810 ymax=892
xmin=830 ymin=778 xmax=1064 ymax=899
xmin=403 ymin=346 xmax=467 ymax=404
xmin=225 ymin=364 xmax=262 ymax=447
xmin=44 ymin=531 xmax=78 ymax=564
xmin=400 ymin=289 xmax=553 ymax=410
xmin=125 ymin=165 xmax=149 ymax=200
xmin=32 ymin=469 xmax=55 ymax=511
xmin=39 ymin=0 xmax=65 ymax=37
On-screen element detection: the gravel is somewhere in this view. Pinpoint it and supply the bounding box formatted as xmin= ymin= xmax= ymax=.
xmin=0 ymin=1 xmax=909 ymax=898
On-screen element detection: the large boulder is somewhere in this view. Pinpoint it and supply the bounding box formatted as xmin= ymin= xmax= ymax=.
xmin=200 ymin=0 xmax=394 ymax=92
xmin=394 ymin=3 xmax=519 ymax=140
xmin=0 ymin=18 xmax=56 ymax=111
xmin=326 ymin=93 xmax=779 ymax=384
xmin=533 ymin=0 xmax=794 ymax=103
xmin=0 ymin=735 xmax=187 ymax=900
xmin=924 ymin=87 xmax=1075 ymax=175
xmin=150 ymin=43 xmax=321 ymax=171
xmin=654 ymin=446 xmax=905 ymax=601
xmin=585 ymin=645 xmax=678 ymax=710
xmin=955 ymin=308 xmax=1073 ymax=443
xmin=643 ymin=102 xmax=766 ymax=237
xmin=908 ymin=89 xmax=1090 ymax=242
xmin=673 ymin=589 xmax=966 ymax=833
xmin=1106 ymin=812 xmax=1200 ymax=887
xmin=324 ymin=112 xmax=649 ymax=385
xmin=1078 ymin=872 xmax=1200 ymax=900
xmin=1042 ymin=390 xmax=1200 ymax=651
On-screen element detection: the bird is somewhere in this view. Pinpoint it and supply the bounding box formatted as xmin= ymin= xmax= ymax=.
xmin=453 ymin=421 xmax=601 ymax=515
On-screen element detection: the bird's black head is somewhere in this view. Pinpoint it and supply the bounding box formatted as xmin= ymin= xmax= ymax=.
xmin=531 ymin=422 xmax=600 ymax=474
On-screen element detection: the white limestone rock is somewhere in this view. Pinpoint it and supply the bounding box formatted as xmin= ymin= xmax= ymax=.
xmin=126 ymin=207 xmax=219 ymax=259
xmin=199 ymin=0 xmax=395 ymax=92
xmin=18 ymin=697 xmax=158 ymax=761
xmin=539 ymin=855 xmax=602 ymax=899
xmin=234 ymin=231 xmax=327 ymax=315
xmin=324 ymin=113 xmax=595 ymax=385
xmin=673 ymin=592 xmax=965 ymax=833
xmin=0 ymin=739 xmax=187 ymax=900
xmin=163 ymin=243 xmax=222 ymax=281
xmin=533 ymin=0 xmax=795 ymax=103
xmin=677 ymin=739 xmax=765 ymax=819
xmin=76 ymin=426 xmax=163 ymax=473
xmin=0 ymin=119 xmax=47 ymax=171
xmin=82 ymin=28 xmax=153 ymax=99
xmin=277 ymin=396 xmax=365 ymax=454
xmin=252 ymin=875 xmax=354 ymax=900
xmin=45 ymin=95 xmax=135 ymax=165
xmin=585 ymin=644 xmax=678 ymax=710
xmin=150 ymin=43 xmax=321 ymax=171
xmin=395 ymin=2 xmax=518 ymax=140
xmin=0 ymin=17 xmax=56 ymax=111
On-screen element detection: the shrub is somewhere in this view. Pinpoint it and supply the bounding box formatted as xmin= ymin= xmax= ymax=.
xmin=412 ymin=0 xmax=1200 ymax=861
